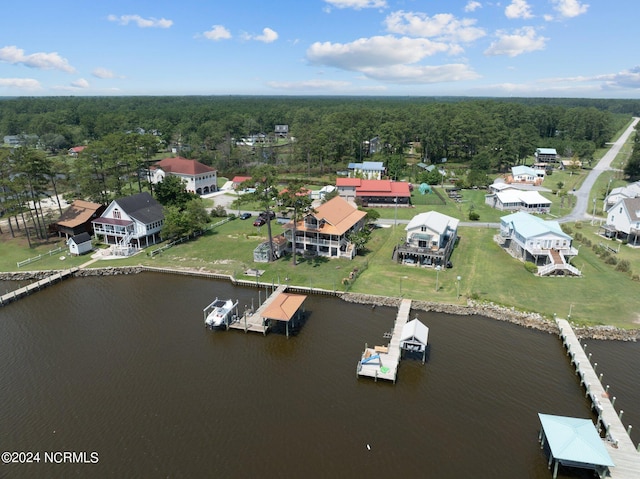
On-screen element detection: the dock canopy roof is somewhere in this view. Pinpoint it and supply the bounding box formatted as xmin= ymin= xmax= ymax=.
xmin=261 ymin=293 xmax=307 ymax=322
xmin=538 ymin=413 xmax=614 ymax=469
xmin=400 ymin=318 xmax=429 ymax=349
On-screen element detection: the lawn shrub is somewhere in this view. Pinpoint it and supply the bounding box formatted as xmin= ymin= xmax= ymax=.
xmin=615 ymin=259 xmax=631 ymax=272
xmin=524 ymin=261 xmax=538 ymax=273
xmin=605 ymin=256 xmax=618 ymax=265
xmin=574 ymin=232 xmax=583 ymax=241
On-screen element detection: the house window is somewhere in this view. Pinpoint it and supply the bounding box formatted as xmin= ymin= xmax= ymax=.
xmin=620 ymin=207 xmax=623 ymax=214
xmin=113 ymin=208 xmax=121 ymax=219
xmin=421 ymin=226 xmax=427 ymax=232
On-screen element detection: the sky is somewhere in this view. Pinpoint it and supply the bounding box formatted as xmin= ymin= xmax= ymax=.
xmin=1 ymin=0 xmax=638 ymax=98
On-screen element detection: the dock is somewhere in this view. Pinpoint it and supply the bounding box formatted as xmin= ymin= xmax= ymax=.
xmin=227 ymin=285 xmax=307 ymax=337
xmin=356 ymin=298 xmax=412 ymax=383
xmin=0 ymin=268 xmax=78 ymax=307
xmin=556 ymin=319 xmax=640 ymax=478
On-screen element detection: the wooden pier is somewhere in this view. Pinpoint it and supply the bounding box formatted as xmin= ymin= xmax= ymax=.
xmin=356 ymin=298 xmax=412 ymax=383
xmin=227 ymin=285 xmax=307 ymax=337
xmin=557 ymin=319 xmax=640 ymax=478
xmin=0 ymin=268 xmax=78 ymax=307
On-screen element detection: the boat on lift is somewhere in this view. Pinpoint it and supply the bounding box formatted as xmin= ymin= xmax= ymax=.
xmin=204 ymin=298 xmax=238 ymax=328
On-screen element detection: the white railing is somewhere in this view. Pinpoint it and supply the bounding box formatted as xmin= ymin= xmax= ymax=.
xmin=17 ymin=246 xmax=66 ymax=268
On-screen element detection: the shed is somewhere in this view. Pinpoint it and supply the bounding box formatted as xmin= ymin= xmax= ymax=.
xmin=538 ymin=413 xmax=614 ymax=479
xmin=67 ymin=232 xmax=93 ymax=256
xmin=400 ymin=318 xmax=429 ymax=362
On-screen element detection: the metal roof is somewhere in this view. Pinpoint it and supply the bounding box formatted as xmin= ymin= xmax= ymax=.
xmin=539 ymin=413 xmax=614 ymax=467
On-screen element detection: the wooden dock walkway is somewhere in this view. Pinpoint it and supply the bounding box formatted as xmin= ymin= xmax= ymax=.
xmin=557 ymin=319 xmax=640 ymax=478
xmin=0 ymin=268 xmax=79 ymax=307
xmin=357 ymin=298 xmax=412 ymax=383
xmin=228 ymin=284 xmax=288 ymax=334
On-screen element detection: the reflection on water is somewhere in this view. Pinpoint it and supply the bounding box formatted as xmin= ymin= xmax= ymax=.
xmin=0 ymin=273 xmax=638 ymax=478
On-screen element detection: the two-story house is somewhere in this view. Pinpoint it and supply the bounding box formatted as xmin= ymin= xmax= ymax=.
xmin=92 ymin=192 xmax=164 ymax=254
xmin=394 ymin=211 xmax=459 ymax=267
xmin=604 ymin=197 xmax=640 ymax=246
xmin=148 ymin=157 xmax=217 ymax=195
xmin=336 ymin=178 xmax=411 ymax=207
xmin=347 ymin=161 xmax=385 ymax=180
xmin=499 ymin=211 xmax=580 ymax=276
xmin=282 ymin=196 xmax=367 ymax=259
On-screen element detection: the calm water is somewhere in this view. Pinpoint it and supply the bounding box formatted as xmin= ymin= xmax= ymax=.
xmin=0 ymin=273 xmax=638 ymax=478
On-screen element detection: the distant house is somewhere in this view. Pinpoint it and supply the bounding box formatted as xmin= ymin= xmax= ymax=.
xmin=347 ymin=161 xmax=385 ymax=180
xmin=602 ymin=197 xmax=640 ymax=246
xmin=498 ymin=211 xmax=580 ymax=276
xmin=510 ymin=165 xmax=541 ymax=184
xmin=336 ymin=178 xmax=411 ymax=207
xmin=603 ymin=181 xmax=640 ymax=212
xmin=282 ymin=195 xmax=367 ymax=259
xmin=274 ymin=125 xmax=289 ymax=138
xmin=92 ymin=192 xmax=164 ymax=254
xmin=68 ymin=146 xmax=86 ymax=157
xmin=535 ymin=148 xmax=558 ymax=164
xmin=66 ymin=232 xmax=92 ymax=256
xmin=53 ymin=200 xmax=105 ymax=238
xmin=3 ymin=134 xmax=38 ymax=147
xmin=394 ymin=211 xmax=459 ymax=267
xmin=231 ymin=176 xmax=253 ymax=190
xmin=560 ymin=159 xmax=582 ymax=170
xmin=485 ymin=189 xmax=551 ymax=213
xmin=148 ymin=157 xmax=217 ymax=195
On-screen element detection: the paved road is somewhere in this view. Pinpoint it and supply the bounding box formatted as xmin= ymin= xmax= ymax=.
xmin=560 ymin=117 xmax=639 ymax=223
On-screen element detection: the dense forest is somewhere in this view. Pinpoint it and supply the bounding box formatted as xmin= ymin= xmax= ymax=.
xmin=0 ymin=96 xmax=638 ymax=236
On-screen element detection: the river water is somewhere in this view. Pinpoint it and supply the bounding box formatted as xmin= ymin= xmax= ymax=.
xmin=0 ymin=273 xmax=638 ymax=478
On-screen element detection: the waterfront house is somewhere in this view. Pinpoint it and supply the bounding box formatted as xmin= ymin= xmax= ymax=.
xmin=498 ymin=211 xmax=580 ymax=276
xmin=53 ymin=200 xmax=105 ymax=238
xmin=92 ymin=192 xmax=164 ymax=254
xmin=66 ymin=232 xmax=92 ymax=256
xmin=282 ymin=195 xmax=367 ymax=259
xmin=602 ymin=197 xmax=640 ymax=246
xmin=148 ymin=157 xmax=217 ymax=195
xmin=485 ymin=189 xmax=551 ymax=213
xmin=394 ymin=211 xmax=459 ymax=267
xmin=274 ymin=125 xmax=289 ymax=138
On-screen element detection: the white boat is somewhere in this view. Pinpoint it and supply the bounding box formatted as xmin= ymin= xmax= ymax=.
xmin=204 ymin=298 xmax=238 ymax=328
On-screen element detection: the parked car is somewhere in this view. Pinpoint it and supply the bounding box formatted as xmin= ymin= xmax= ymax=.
xmin=239 ymin=212 xmax=252 ymax=220
xmin=253 ymin=217 xmax=266 ymax=227
xmin=260 ymin=210 xmax=276 ymax=220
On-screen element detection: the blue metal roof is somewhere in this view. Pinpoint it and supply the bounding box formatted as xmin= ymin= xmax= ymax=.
xmin=539 ymin=413 xmax=614 ymax=467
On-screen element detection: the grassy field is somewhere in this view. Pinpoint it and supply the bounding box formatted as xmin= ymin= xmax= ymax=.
xmin=4 ymin=215 xmax=638 ymax=328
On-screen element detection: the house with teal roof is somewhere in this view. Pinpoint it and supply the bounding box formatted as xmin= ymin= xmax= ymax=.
xmin=499 ymin=212 xmax=580 ymax=276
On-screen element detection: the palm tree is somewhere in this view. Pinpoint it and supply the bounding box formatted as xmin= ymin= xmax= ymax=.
xmin=280 ymin=180 xmax=313 ymax=266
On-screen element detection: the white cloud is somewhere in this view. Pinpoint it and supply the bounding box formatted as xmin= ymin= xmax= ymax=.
xmin=107 ymin=14 xmax=173 ymax=28
xmin=266 ymin=79 xmax=352 ymax=91
xmin=465 ymin=1 xmax=482 ymax=12
xmin=323 ymin=0 xmax=387 ymax=10
xmin=384 ymin=11 xmax=485 ymax=43
xmin=254 ymin=28 xmax=279 ymax=43
xmin=550 ymin=0 xmax=589 ymax=18
xmin=71 ymin=78 xmax=90 ymax=88
xmin=359 ymin=63 xmax=480 ymax=84
xmin=546 ymin=66 xmax=640 ymax=91
xmin=0 ymin=45 xmax=76 ymax=73
xmin=308 ymin=35 xmax=457 ymax=71
xmin=203 ymin=25 xmax=232 ymax=41
xmin=0 ymin=78 xmax=41 ymax=90
xmin=505 ymin=0 xmax=533 ymax=19
xmin=484 ymin=27 xmax=547 ymax=57
xmin=92 ymin=67 xmax=119 ymax=79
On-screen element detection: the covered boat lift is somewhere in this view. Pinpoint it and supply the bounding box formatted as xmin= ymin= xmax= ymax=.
xmin=538 ymin=413 xmax=614 ymax=478
xmin=400 ymin=318 xmax=429 ymax=363
xmin=259 ymin=292 xmax=307 ymax=337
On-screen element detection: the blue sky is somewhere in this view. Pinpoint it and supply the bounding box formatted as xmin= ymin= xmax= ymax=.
xmin=1 ymin=0 xmax=638 ymax=98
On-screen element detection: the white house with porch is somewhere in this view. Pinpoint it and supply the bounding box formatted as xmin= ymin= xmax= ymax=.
xmin=92 ymin=192 xmax=164 ymax=255
xmin=486 ymin=189 xmax=552 ymax=213
xmin=394 ymin=211 xmax=458 ymax=267
xmin=283 ymin=195 xmax=367 ymax=259
xmin=602 ymin=197 xmax=640 ymax=246
xmin=603 ymin=181 xmax=640 ymax=212
xmin=148 ymin=157 xmax=217 ymax=195
xmin=498 ymin=212 xmax=580 ymax=276
xmin=510 ymin=165 xmax=540 ymax=184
